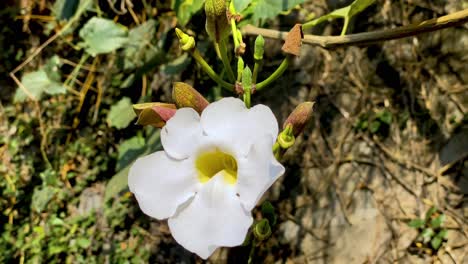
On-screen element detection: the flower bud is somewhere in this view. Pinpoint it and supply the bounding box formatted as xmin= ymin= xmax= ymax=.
xmin=172 ymin=82 xmax=209 ymax=114
xmin=253 ymin=219 xmax=272 ymax=241
xmin=242 ymin=66 xmax=252 ymax=108
xmin=133 ymin=103 xmax=177 ymax=128
xmin=175 ymin=28 xmax=195 ymax=51
xmin=237 ymin=57 xmax=244 ymax=81
xmin=283 ymin=102 xmax=314 ymax=137
xmin=254 ymin=35 xmax=265 ymax=61
xmin=205 ymin=0 xmax=230 ymax=42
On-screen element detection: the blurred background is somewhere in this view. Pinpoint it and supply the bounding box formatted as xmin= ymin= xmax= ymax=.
xmin=0 ymin=0 xmax=467 ymax=263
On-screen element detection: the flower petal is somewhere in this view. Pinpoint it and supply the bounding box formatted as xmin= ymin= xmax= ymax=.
xmin=236 ymin=136 xmax=285 ymax=210
xmin=168 ymin=174 xmax=253 ymax=259
xmin=201 ymin=97 xmax=278 ymax=156
xmin=161 ymin=108 xmax=203 ymax=159
xmin=128 ymin=151 xmax=200 ymax=219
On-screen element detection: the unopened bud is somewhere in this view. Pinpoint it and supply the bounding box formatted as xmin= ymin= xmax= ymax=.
xmin=283 ymin=102 xmax=314 ymax=137
xmin=175 ymin=28 xmax=195 ymax=51
xmin=253 ymin=219 xmax=272 ymax=241
xmin=133 ymin=103 xmax=177 ymax=128
xmin=254 ymin=35 xmax=265 ymax=61
xmin=205 ymin=0 xmax=230 ymax=42
xmin=172 ymin=82 xmax=209 ymax=114
xmin=242 ymin=66 xmax=252 ymax=107
xmin=237 ymin=57 xmax=244 ymax=81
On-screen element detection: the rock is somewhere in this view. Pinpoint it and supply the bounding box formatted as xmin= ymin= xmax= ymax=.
xmin=279 ymin=220 xmax=300 ymax=246
xmin=328 ymin=208 xmax=392 ymax=264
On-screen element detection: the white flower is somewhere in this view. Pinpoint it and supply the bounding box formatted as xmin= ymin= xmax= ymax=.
xmin=128 ymin=97 xmax=285 ymax=259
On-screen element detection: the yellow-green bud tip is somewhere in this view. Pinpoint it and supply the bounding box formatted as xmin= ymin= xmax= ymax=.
xmin=253 ymin=219 xmax=272 ymax=241
xmin=278 ymin=124 xmax=295 ymax=149
xmin=175 ymin=28 xmax=195 ymax=51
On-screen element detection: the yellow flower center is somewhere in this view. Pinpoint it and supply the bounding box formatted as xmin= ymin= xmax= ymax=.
xmin=195 ymin=150 xmax=238 ymax=185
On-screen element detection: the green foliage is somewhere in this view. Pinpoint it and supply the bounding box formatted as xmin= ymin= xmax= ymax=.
xmin=14 ymin=56 xmax=66 ymax=102
xmin=107 ymin=97 xmax=136 ymax=129
xmin=239 ymin=0 xmax=305 ymax=24
xmin=408 ymin=206 xmax=448 ymax=252
xmin=172 ymin=0 xmax=205 ymax=26
xmin=408 ymin=219 xmax=425 ymax=229
xmin=122 ymin=19 xmax=159 ymax=71
xmin=79 ymin=17 xmax=128 ymax=56
xmin=355 ymin=109 xmax=393 ymax=136
xmin=105 ymin=129 xmax=161 ymax=202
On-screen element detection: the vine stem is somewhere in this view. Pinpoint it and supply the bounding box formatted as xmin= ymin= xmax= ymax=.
xmin=218 ymin=39 xmax=236 ymax=82
xmin=255 ymin=57 xmax=290 ymax=91
xmin=242 ymin=8 xmax=468 ymax=49
xmin=191 ymin=49 xmax=234 ymax=92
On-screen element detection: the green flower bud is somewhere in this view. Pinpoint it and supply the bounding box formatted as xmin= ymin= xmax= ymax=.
xmin=283 ymin=102 xmax=315 ymax=137
xmin=242 ymin=66 xmax=252 ymax=108
xmin=175 ymin=28 xmax=195 ymax=51
xmin=205 ymin=0 xmax=230 ymax=42
xmin=172 ymin=82 xmax=209 ymax=114
xmin=253 ymin=219 xmax=272 ymax=241
xmin=133 ymin=103 xmax=177 ymax=128
xmin=254 ymin=35 xmax=265 ymax=61
xmin=237 ymin=57 xmax=244 ymax=81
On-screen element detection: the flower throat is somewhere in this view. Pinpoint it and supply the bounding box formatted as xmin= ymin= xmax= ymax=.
xmin=195 ymin=150 xmax=237 ymax=185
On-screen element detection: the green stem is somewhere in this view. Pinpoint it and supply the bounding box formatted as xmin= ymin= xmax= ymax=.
xmin=252 ymin=61 xmax=260 ymax=83
xmin=247 ymin=240 xmax=256 ymax=264
xmin=255 ymin=57 xmax=290 ymax=91
xmin=231 ymin=18 xmax=240 ymax=49
xmin=64 ymin=53 xmax=89 ymax=88
xmin=302 ymin=13 xmax=340 ymax=30
xmin=341 ymin=17 xmax=350 ymax=36
xmin=191 ymin=49 xmax=234 ymax=92
xmin=243 ymin=88 xmax=251 ymax=108
xmin=218 ymin=40 xmax=236 ymax=82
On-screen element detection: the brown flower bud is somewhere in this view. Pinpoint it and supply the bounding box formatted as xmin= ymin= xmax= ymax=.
xmin=205 ymin=0 xmax=230 ymax=42
xmin=133 ymin=103 xmax=177 ymax=128
xmin=172 ymin=82 xmax=209 ymax=114
xmin=283 ymin=102 xmax=314 ymax=137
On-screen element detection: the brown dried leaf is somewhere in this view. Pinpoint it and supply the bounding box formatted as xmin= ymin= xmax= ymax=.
xmin=282 ymin=24 xmax=303 ymax=56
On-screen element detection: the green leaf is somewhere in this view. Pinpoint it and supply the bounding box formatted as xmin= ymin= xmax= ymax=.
xmin=123 ymin=19 xmax=159 ymax=70
xmin=14 ymin=68 xmax=66 ymax=102
xmin=161 ymin=53 xmax=191 ymax=75
xmin=234 ymin=0 xmax=251 ymax=13
xmin=430 ymin=214 xmax=446 ymax=229
xmin=431 ymin=236 xmax=442 ymax=250
xmin=172 ymin=0 xmax=204 ymax=26
xmin=436 ymin=229 xmax=448 ymax=239
xmin=76 ymin=238 xmax=91 ymax=249
xmin=116 ymin=135 xmax=146 ymax=171
xmin=377 ymin=110 xmax=392 ymax=125
xmin=31 ymin=186 xmax=56 ymax=213
xmin=251 ymin=0 xmax=305 ymax=24
xmin=408 ymin=219 xmax=425 ymax=229
xmin=349 ymin=0 xmax=376 ymax=17
xmin=261 ymin=201 xmax=277 ymax=226
xmin=425 ymin=206 xmax=438 ymax=220
xmin=421 ymin=228 xmax=435 ymax=243
xmin=107 ymin=97 xmax=136 ymax=129
xmin=79 ymin=17 xmax=128 ymax=56
xmin=104 ymin=129 xmax=161 ymax=202
xmin=369 ymin=120 xmax=381 ymax=133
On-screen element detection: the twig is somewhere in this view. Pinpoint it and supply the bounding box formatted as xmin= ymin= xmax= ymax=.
xmin=242 ymin=8 xmax=468 ymax=49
